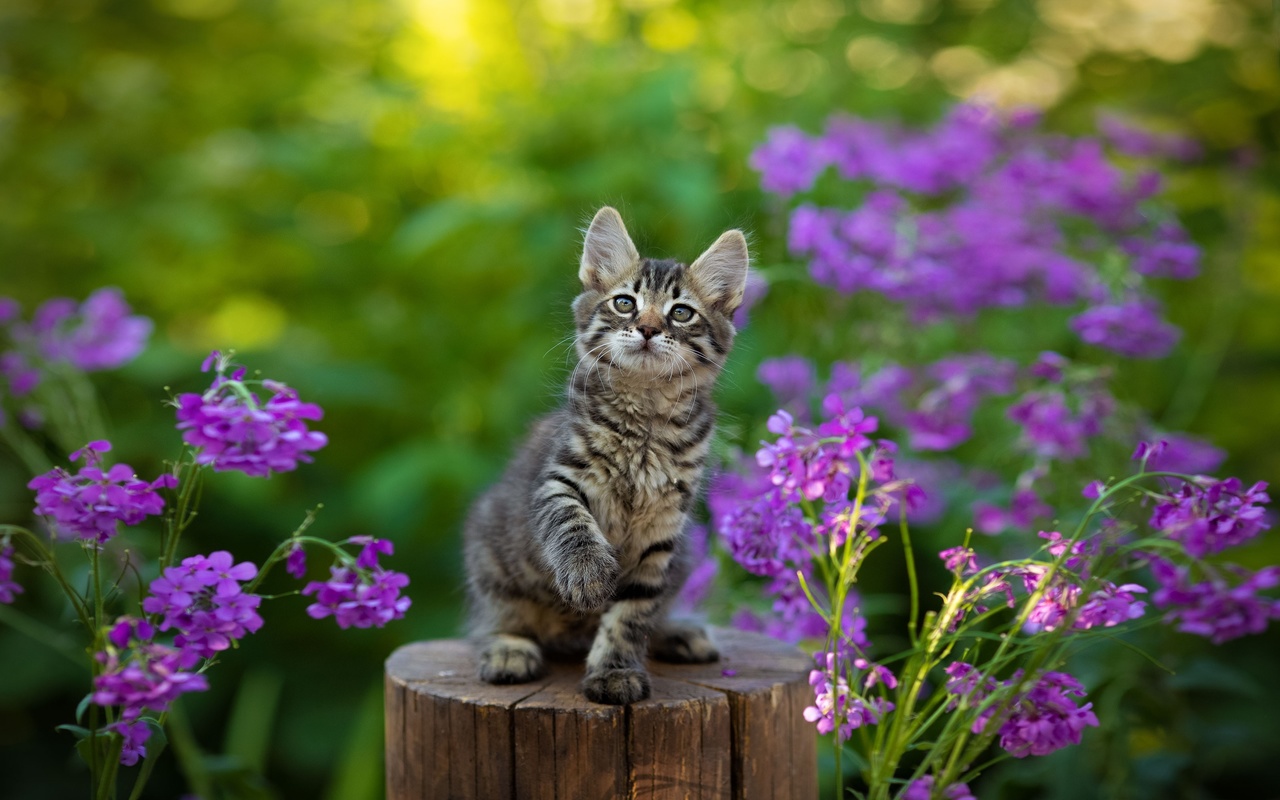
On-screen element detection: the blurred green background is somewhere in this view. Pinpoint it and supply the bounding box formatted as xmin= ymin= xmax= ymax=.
xmin=1 ymin=0 xmax=1278 ymax=797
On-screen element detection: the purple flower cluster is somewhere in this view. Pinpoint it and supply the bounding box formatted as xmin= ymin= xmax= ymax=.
xmin=92 ymin=617 xmax=209 ymax=724
xmin=1148 ymin=558 xmax=1280 ymax=644
xmin=752 ymin=104 xmax=1196 ymax=357
xmin=142 ymin=551 xmax=263 ymax=658
xmin=1149 ymin=477 xmax=1270 ymax=558
xmin=802 ymin=653 xmax=895 ymax=741
xmin=903 ymin=775 xmax=977 ymax=800
xmin=175 ymin=352 xmax=328 ymax=477
xmin=0 ymin=541 xmax=22 ymax=604
xmin=1007 ymin=388 xmax=1113 ymax=461
xmin=28 ymin=441 xmax=176 ymax=543
xmin=301 ymin=537 xmax=411 ymax=629
xmin=944 ymin=663 xmax=1099 ymax=758
xmin=714 ymin=398 xmax=916 ymax=654
xmin=825 ymin=356 xmax=1015 ymax=453
xmin=29 ymin=288 xmax=153 ymax=371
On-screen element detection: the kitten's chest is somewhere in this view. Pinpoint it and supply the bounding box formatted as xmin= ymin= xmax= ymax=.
xmin=583 ymin=423 xmax=700 ymax=545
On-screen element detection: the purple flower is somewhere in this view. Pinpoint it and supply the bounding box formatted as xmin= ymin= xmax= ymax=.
xmin=749 ymin=126 xmax=832 ymax=197
xmin=92 ymin=632 xmax=208 ymax=722
xmin=302 ymin=539 xmax=411 ymax=629
xmin=0 ymin=541 xmax=23 ymax=604
xmin=802 ymin=652 xmax=894 ymax=741
xmin=142 ymin=551 xmax=263 ymax=658
xmin=1150 ymin=477 xmax=1271 ymax=558
xmin=1134 ymin=433 xmax=1225 ymax=475
xmin=28 ymin=441 xmax=176 ymax=543
xmin=675 ymin=524 xmax=718 ymax=614
xmin=30 ymin=288 xmax=152 ymax=370
xmin=107 ymin=720 xmax=153 ymax=767
xmin=175 ymin=356 xmax=328 ymax=477
xmin=0 ymin=351 xmax=40 ymax=396
xmin=1070 ymin=299 xmax=1180 ymax=359
xmin=973 ymin=486 xmax=1053 ymax=536
xmin=945 ymin=663 xmax=1099 ymax=758
xmin=1149 ymin=557 xmax=1280 ymax=643
xmin=1097 ymin=112 xmax=1202 ymax=162
xmin=940 ymin=546 xmax=978 ymax=575
xmin=1007 ymin=389 xmax=1112 ymax=461
xmin=757 ymin=356 xmax=816 ymax=409
xmin=285 ymin=542 xmax=308 ymax=579
xmin=903 ymin=775 xmax=977 ymax=800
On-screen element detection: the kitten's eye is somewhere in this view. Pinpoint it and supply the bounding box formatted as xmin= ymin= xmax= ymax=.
xmin=669 ymin=304 xmax=696 ymax=323
xmin=612 ymin=296 xmax=636 ymax=314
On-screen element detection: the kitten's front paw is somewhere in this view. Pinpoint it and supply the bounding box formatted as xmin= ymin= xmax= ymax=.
xmin=478 ymin=635 xmax=545 ymax=684
xmin=554 ymin=544 xmax=619 ymax=613
xmin=582 ymin=667 xmax=651 ymax=705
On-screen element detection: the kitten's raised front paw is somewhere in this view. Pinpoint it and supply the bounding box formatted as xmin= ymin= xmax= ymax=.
xmin=553 ymin=545 xmax=619 ymax=613
xmin=582 ymin=667 xmax=651 ymax=705
xmin=650 ymin=623 xmax=720 ymax=664
xmin=478 ymin=635 xmax=545 ymax=684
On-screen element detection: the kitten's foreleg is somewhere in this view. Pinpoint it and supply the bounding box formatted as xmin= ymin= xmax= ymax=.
xmin=582 ymin=596 xmax=662 ymax=704
xmin=533 ymin=474 xmax=619 ymax=613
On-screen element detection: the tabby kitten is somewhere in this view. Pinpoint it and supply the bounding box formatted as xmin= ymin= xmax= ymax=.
xmin=463 ymin=207 xmax=748 ymax=705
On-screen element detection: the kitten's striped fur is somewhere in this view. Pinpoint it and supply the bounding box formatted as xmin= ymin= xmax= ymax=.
xmin=463 ymin=207 xmax=749 ymax=704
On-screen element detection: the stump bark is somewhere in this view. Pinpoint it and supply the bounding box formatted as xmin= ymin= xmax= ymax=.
xmin=384 ymin=627 xmax=817 ymax=800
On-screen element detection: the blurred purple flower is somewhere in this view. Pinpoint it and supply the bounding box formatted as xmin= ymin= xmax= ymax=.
xmin=175 ymin=356 xmax=328 ymax=477
xmin=1070 ymin=300 xmax=1180 ymax=359
xmin=285 ymin=542 xmax=307 ymax=579
xmin=757 ymin=356 xmax=816 ymax=409
xmin=31 ymin=288 xmax=152 ymax=371
xmin=675 ymin=524 xmax=718 ymax=614
xmin=107 ymin=720 xmax=153 ymax=767
xmin=1150 ymin=477 xmax=1270 ymax=558
xmin=1149 ymin=558 xmax=1280 ymax=643
xmin=142 ymin=551 xmax=263 ymax=658
xmin=903 ymin=775 xmax=977 ymax=800
xmin=0 ymin=541 xmax=22 ymax=604
xmin=28 ymin=441 xmax=176 ymax=543
xmin=1134 ymin=434 xmax=1226 ymax=475
xmin=750 ymin=126 xmax=832 ymax=196
xmin=945 ymin=663 xmax=1098 ymax=758
xmin=1097 ymin=112 xmax=1202 ymax=162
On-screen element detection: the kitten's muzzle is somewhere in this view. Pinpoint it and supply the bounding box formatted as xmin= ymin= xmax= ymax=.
xmin=637 ymin=324 xmax=661 ymax=340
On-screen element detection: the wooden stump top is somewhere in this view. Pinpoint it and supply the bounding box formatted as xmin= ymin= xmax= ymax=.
xmin=385 ymin=627 xmax=817 ymax=800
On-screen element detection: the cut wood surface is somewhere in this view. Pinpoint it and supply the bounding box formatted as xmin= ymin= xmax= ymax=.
xmin=385 ymin=627 xmax=817 ymax=800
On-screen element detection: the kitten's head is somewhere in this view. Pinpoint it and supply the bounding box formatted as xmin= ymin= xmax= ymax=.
xmin=572 ymin=206 xmax=749 ymax=382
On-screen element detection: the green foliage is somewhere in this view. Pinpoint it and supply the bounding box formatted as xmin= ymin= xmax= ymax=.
xmin=2 ymin=0 xmax=1278 ymax=797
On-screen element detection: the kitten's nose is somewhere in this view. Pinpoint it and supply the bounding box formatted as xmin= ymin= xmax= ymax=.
xmin=637 ymin=325 xmax=661 ymax=340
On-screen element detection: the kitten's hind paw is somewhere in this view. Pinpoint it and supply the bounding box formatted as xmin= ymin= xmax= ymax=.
xmin=582 ymin=667 xmax=651 ymax=705
xmin=478 ymin=635 xmax=545 ymax=684
xmin=650 ymin=623 xmax=720 ymax=664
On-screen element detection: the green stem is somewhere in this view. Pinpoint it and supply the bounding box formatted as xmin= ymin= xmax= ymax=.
xmin=125 ymin=716 xmax=169 ymax=800
xmin=2 ymin=525 xmax=93 ymax=629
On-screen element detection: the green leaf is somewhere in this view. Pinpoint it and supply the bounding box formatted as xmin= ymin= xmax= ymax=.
xmin=76 ymin=693 xmax=94 ymax=724
xmin=56 ymin=723 xmax=92 ymax=740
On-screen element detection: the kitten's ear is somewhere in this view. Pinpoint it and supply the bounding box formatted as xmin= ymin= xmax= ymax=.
xmin=689 ymin=229 xmax=750 ymax=314
xmin=579 ymin=207 xmax=640 ymax=291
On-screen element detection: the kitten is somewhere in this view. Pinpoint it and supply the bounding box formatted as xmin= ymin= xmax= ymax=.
xmin=463 ymin=206 xmax=748 ymax=705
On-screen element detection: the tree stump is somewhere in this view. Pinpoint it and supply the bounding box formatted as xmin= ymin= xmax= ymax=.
xmin=384 ymin=627 xmax=818 ymax=800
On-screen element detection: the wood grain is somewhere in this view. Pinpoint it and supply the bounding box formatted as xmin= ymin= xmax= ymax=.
xmin=385 ymin=628 xmax=815 ymax=800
